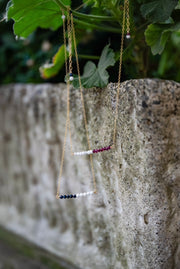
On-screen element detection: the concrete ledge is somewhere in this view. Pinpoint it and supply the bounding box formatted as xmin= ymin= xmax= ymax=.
xmin=0 ymin=79 xmax=179 ymax=269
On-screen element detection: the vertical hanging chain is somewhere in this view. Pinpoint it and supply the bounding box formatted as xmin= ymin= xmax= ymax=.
xmin=112 ymin=0 xmax=127 ymax=147
xmin=62 ymin=11 xmax=68 ymax=76
xmin=125 ymin=0 xmax=130 ymax=34
xmin=71 ymin=13 xmax=97 ymax=193
xmin=56 ymin=11 xmax=73 ymax=198
xmin=66 ymin=10 xmax=74 ymax=156
xmin=56 ymin=0 xmax=130 ymax=197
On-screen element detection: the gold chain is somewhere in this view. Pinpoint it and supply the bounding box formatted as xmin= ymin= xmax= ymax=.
xmin=66 ymin=11 xmax=74 ymax=156
xmin=112 ymin=0 xmax=127 ymax=147
xmin=56 ymin=10 xmax=74 ymax=198
xmin=56 ymin=0 xmax=130 ymax=197
xmin=71 ymin=13 xmax=97 ymax=193
xmin=125 ymin=0 xmax=130 ymax=34
xmin=56 ymin=79 xmax=70 ymax=198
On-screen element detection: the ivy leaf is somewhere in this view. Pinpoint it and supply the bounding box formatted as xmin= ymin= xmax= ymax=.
xmin=73 ymin=44 xmax=115 ymax=88
xmin=39 ymin=45 xmax=66 ymax=79
xmin=7 ymin=0 xmax=71 ymax=38
xmin=140 ymin=0 xmax=178 ymax=23
xmin=145 ymin=23 xmax=180 ymax=55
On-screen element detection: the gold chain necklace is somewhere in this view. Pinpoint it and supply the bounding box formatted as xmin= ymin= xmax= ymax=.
xmin=56 ymin=0 xmax=130 ymax=200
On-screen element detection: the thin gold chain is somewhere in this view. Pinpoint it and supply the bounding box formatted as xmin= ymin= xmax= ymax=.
xmin=62 ymin=11 xmax=73 ymax=157
xmin=71 ymin=13 xmax=97 ymax=193
xmin=56 ymin=80 xmax=70 ymax=198
xmin=62 ymin=11 xmax=68 ymax=77
xmin=56 ymin=10 xmax=74 ymax=198
xmin=112 ymin=0 xmax=127 ymax=147
xmin=56 ymin=0 xmax=129 ymax=197
xmin=66 ymin=11 xmax=74 ymax=156
xmin=125 ymin=0 xmax=130 ymax=34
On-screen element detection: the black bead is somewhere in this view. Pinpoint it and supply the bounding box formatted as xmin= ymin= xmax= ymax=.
xmin=67 ymin=195 xmax=70 ymax=199
xmin=73 ymin=194 xmax=76 ymax=198
xmin=63 ymin=195 xmax=66 ymax=199
xmin=70 ymin=194 xmax=73 ymax=198
xmin=60 ymin=195 xmax=63 ymax=199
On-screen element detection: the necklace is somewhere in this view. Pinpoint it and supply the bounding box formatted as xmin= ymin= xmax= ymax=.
xmin=56 ymin=0 xmax=130 ymax=200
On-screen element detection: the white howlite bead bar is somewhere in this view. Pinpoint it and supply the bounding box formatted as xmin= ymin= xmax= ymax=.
xmin=76 ymin=191 xmax=94 ymax=198
xmin=74 ymin=150 xmax=93 ymax=156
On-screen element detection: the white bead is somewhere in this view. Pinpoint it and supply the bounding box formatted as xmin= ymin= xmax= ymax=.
xmin=83 ymin=193 xmax=86 ymax=196
xmin=76 ymin=193 xmax=79 ymax=197
xmin=126 ymin=34 xmax=131 ymax=39
xmin=69 ymin=76 xmax=74 ymax=81
xmin=61 ymin=15 xmax=66 ymax=20
xmin=79 ymin=193 xmax=83 ymax=197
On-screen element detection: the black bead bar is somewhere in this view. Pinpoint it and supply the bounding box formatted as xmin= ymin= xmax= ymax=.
xmin=59 ymin=194 xmax=77 ymax=199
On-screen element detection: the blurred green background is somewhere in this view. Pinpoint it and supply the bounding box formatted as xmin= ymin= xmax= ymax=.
xmin=0 ymin=0 xmax=180 ymax=84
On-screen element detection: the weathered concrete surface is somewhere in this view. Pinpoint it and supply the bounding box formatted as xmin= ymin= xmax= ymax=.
xmin=0 ymin=79 xmax=179 ymax=269
xmin=0 ymin=226 xmax=80 ymax=269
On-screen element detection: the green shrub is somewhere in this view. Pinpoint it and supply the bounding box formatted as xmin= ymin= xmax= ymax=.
xmin=1 ymin=0 xmax=180 ymax=84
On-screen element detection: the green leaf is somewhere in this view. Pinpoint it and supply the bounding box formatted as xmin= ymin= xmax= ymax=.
xmin=140 ymin=0 xmax=178 ymax=23
xmin=73 ymin=44 xmax=115 ymax=88
xmin=145 ymin=23 xmax=180 ymax=55
xmin=7 ymin=0 xmax=71 ymax=38
xmin=39 ymin=45 xmax=66 ymax=79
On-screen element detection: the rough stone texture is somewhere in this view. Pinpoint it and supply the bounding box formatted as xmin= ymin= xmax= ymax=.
xmin=0 ymin=226 xmax=79 ymax=269
xmin=0 ymin=79 xmax=179 ymax=269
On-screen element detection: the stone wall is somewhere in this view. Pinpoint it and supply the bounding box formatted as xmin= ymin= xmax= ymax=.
xmin=0 ymin=79 xmax=179 ymax=269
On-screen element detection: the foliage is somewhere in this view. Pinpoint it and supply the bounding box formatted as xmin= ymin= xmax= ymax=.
xmin=0 ymin=0 xmax=65 ymax=84
xmin=39 ymin=45 xmax=66 ymax=79
xmin=140 ymin=0 xmax=178 ymax=23
xmin=7 ymin=0 xmax=70 ymax=38
xmin=1 ymin=0 xmax=180 ymax=85
xmin=73 ymin=44 xmax=115 ymax=88
xmin=145 ymin=22 xmax=180 ymax=55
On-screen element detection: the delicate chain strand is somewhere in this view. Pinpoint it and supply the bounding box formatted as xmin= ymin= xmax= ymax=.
xmin=67 ymin=11 xmax=73 ymax=74
xmin=56 ymin=80 xmax=70 ymax=198
xmin=62 ymin=11 xmax=74 ymax=156
xmin=57 ymin=0 xmax=129 ymax=197
xmin=56 ymin=11 xmax=73 ymax=198
xmin=66 ymin=11 xmax=74 ymax=156
xmin=71 ymin=13 xmax=97 ymax=193
xmin=112 ymin=0 xmax=126 ymax=147
xmin=126 ymin=0 xmax=130 ymax=34
xmin=62 ymin=11 xmax=68 ymax=77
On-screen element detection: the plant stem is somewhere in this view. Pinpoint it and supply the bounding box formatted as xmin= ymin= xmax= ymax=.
xmin=54 ymin=0 xmax=116 ymax=21
xmin=78 ymin=54 xmax=100 ymax=60
xmin=73 ymin=18 xmax=122 ymax=33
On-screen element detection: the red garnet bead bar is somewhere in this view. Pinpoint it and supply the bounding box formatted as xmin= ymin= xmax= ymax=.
xmin=73 ymin=145 xmax=112 ymax=156
xmin=92 ymin=145 xmax=111 ymax=154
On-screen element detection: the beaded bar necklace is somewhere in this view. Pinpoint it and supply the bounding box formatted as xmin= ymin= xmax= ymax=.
xmin=56 ymin=0 xmax=130 ymax=200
